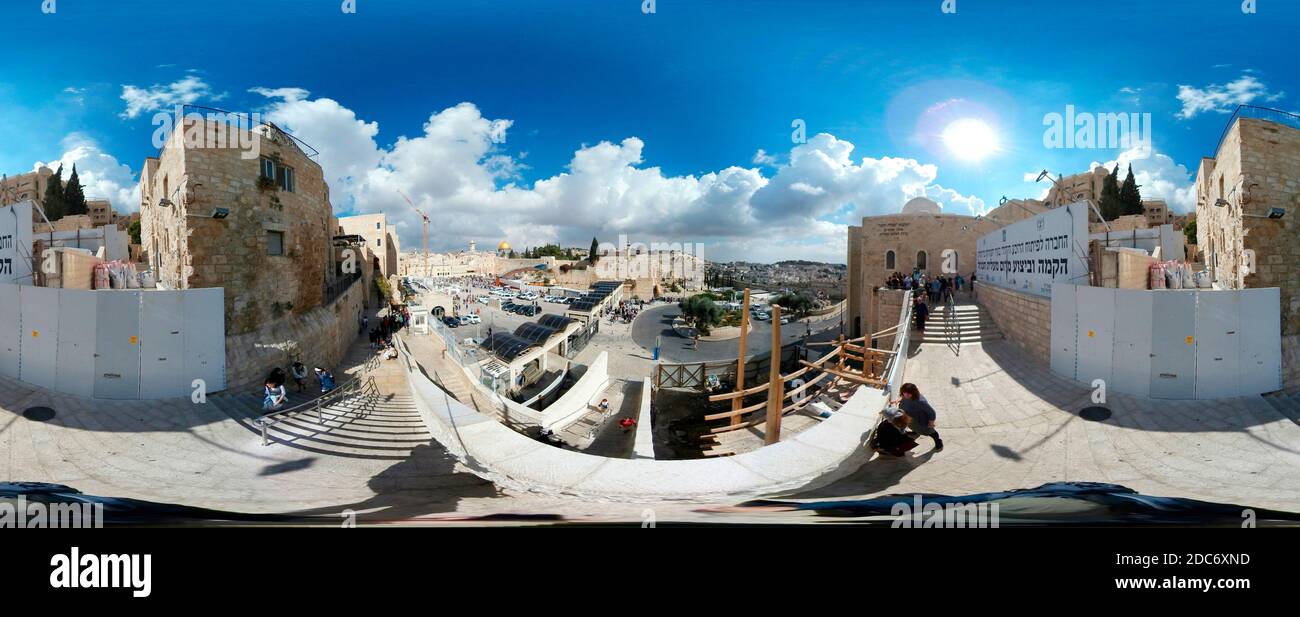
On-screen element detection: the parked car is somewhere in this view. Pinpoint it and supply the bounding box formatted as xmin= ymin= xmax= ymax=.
xmin=443 ymin=317 xmax=461 ymax=328
xmin=502 ymin=302 xmax=518 ymax=312
xmin=460 ymin=314 xmax=481 ymax=324
xmin=476 ymin=295 xmax=490 ymax=304
xmin=518 ymin=305 xmax=541 ymax=317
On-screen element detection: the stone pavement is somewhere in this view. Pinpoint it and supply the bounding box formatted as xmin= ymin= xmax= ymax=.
xmin=3 ymin=308 xmax=1298 ymax=520
xmin=791 ymin=338 xmax=1300 ymax=511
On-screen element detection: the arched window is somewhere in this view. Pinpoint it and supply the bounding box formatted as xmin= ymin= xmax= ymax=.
xmin=885 ymin=250 xmax=896 ymax=270
xmin=916 ymin=250 xmax=928 ymax=271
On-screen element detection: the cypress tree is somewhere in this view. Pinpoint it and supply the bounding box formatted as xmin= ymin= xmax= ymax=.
xmin=1098 ymin=164 xmax=1121 ymax=221
xmin=1119 ymin=164 xmax=1143 ymax=216
xmin=589 ymin=236 xmax=600 ymax=264
xmin=42 ymin=164 xmax=66 ymax=221
xmin=64 ymin=164 xmax=88 ymax=216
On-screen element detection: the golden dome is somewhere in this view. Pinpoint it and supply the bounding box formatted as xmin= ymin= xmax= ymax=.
xmin=497 ymin=240 xmax=512 ymax=251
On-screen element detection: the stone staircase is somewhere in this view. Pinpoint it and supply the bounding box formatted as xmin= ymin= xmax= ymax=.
xmin=917 ymin=302 xmax=1004 ymax=345
xmin=209 ymin=343 xmax=432 ymax=460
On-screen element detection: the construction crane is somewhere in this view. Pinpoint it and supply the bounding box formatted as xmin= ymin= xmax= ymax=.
xmin=398 ymin=190 xmax=430 ymax=277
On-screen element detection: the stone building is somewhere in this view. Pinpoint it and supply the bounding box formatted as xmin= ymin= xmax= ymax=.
xmin=983 ymin=198 xmax=1047 ymax=225
xmin=1141 ymin=199 xmax=1170 ymax=226
xmin=846 ymin=197 xmax=1001 ymax=338
xmin=1044 ymin=166 xmax=1109 ymax=207
xmin=88 ymin=199 xmax=115 ymax=227
xmin=0 ymin=166 xmax=53 ymax=210
xmin=337 ymin=213 xmax=400 ymax=277
xmin=138 ymin=118 xmax=336 ymax=336
xmin=1195 ymin=112 xmax=1300 ymax=387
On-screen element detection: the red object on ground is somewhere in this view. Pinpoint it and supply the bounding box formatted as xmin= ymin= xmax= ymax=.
xmin=619 ymin=418 xmax=636 ymax=429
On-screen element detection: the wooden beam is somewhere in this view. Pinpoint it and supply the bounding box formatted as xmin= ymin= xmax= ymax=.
xmin=730 ymin=288 xmax=751 ymax=426
xmin=764 ymin=305 xmax=784 ymax=445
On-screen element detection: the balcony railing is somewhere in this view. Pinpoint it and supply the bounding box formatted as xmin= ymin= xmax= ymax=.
xmin=1214 ymin=105 xmax=1300 ymax=156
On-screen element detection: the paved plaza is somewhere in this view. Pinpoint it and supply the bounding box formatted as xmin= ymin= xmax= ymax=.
xmin=3 ymin=298 xmax=1299 ymax=521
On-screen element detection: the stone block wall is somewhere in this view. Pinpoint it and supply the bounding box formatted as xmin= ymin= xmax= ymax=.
xmin=977 ymin=283 xmax=1051 ymax=364
xmin=223 ymin=277 xmax=363 ymax=393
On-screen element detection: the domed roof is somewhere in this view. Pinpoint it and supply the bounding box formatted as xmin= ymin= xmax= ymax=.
xmin=498 ymin=240 xmax=512 ymax=251
xmin=901 ymin=197 xmax=942 ymax=215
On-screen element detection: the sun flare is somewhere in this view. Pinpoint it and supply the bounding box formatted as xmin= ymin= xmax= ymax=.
xmin=941 ymin=118 xmax=999 ymax=161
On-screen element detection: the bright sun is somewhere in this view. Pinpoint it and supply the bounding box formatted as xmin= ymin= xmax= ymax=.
xmin=942 ymin=118 xmax=999 ymax=161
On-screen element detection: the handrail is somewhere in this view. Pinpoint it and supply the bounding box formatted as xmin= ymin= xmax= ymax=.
xmin=256 ymin=353 xmax=383 ymax=446
xmin=944 ymin=287 xmax=959 ymax=356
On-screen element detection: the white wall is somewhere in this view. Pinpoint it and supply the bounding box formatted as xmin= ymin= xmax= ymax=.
xmin=540 ymin=351 xmax=610 ymax=431
xmin=1049 ymin=283 xmax=1281 ymax=399
xmin=0 ymin=283 xmax=226 ymax=400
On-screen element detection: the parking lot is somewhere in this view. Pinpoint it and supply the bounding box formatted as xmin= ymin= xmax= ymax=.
xmin=412 ymin=280 xmax=584 ymax=344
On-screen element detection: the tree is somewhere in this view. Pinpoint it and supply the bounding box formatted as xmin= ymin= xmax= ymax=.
xmin=1119 ymin=164 xmax=1143 ymax=216
xmin=1098 ymin=164 xmax=1121 ymax=221
xmin=678 ymin=293 xmax=723 ymax=335
xmin=64 ymin=164 xmax=87 ymax=216
xmin=589 ymin=236 xmax=600 ymax=264
xmin=1183 ymin=219 xmax=1197 ymax=247
xmin=128 ymin=219 xmax=142 ymax=245
xmin=42 ymin=164 xmax=66 ymax=221
xmin=774 ymin=290 xmax=817 ymax=318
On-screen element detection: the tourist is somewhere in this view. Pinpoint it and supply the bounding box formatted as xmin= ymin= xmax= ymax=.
xmin=290 ymin=361 xmax=308 ymax=393
xmin=914 ymin=296 xmax=929 ymax=332
xmin=315 ymin=367 xmax=337 ymax=393
xmin=262 ymin=379 xmax=287 ymax=412
xmin=893 ymin=382 xmax=944 ymax=452
xmin=970 ymin=272 xmax=977 ymax=299
xmin=598 ymin=398 xmax=611 ymax=416
xmin=870 ymin=407 xmax=917 ymax=457
xmin=955 ymin=273 xmax=966 ymax=293
xmin=267 ymin=366 xmax=287 ymax=389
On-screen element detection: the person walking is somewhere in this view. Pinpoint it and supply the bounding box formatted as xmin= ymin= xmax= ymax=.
xmin=314 ymin=367 xmax=336 ymax=393
xmin=914 ymin=296 xmax=929 ymax=332
xmin=290 ymin=361 xmax=308 ymax=393
xmin=893 ymin=382 xmax=943 ymax=452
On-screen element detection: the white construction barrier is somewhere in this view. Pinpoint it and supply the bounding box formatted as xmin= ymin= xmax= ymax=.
xmin=1049 ymin=283 xmax=1280 ymax=399
xmin=0 ymin=283 xmax=226 ymax=399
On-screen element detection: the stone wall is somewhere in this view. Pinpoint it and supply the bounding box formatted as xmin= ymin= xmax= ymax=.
xmin=871 ymin=288 xmax=908 ymax=349
xmin=977 ymin=282 xmax=1051 ymax=364
xmin=1196 ymin=117 xmax=1300 ymax=388
xmin=224 ymin=277 xmax=364 ymax=392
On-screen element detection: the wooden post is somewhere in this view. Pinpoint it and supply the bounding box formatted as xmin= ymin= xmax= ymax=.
xmin=730 ymin=288 xmax=751 ymax=426
xmin=764 ymin=305 xmax=784 ymax=445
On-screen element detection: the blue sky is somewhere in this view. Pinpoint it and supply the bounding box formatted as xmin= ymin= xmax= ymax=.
xmin=2 ymin=0 xmax=1297 ymax=262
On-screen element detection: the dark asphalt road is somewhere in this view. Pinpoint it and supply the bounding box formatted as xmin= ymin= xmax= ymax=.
xmin=630 ymin=304 xmax=846 ymax=363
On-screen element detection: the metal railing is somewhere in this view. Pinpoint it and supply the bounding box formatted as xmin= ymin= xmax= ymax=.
xmin=944 ymin=288 xmax=960 ymax=357
xmin=1214 ymin=105 xmax=1300 ymax=157
xmin=325 ymin=271 xmax=362 ymax=306
xmin=255 ymin=354 xmax=382 ymax=446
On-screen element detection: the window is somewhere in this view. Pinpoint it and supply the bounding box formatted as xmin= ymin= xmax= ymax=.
xmin=885 ymin=250 xmax=896 ymax=270
xmin=916 ymin=250 xmax=928 ymax=270
xmin=376 ymin=238 xmax=382 ymax=247
xmin=375 ymin=222 xmax=381 ymax=230
xmin=259 ymin=158 xmax=295 ymax=192
xmin=266 ymin=231 xmax=285 ymax=256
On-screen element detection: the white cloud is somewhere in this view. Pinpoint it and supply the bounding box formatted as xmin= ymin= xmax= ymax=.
xmin=247 ymin=91 xmax=983 ymax=263
xmin=34 ymin=133 xmax=141 ymax=213
xmin=752 ymin=149 xmax=777 ymax=166
xmin=119 ymin=76 xmax=225 ymax=119
xmin=1176 ymin=74 xmax=1284 ymax=119
xmin=1086 ymin=146 xmax=1196 ymax=213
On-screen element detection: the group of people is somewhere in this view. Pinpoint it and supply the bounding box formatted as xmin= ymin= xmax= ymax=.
xmin=262 ymin=362 xmax=337 ymax=412
xmin=608 ymin=299 xmax=646 ymax=324
xmin=869 ymin=382 xmax=944 ymax=457
xmin=885 ymin=271 xmax=974 ymax=303
xmin=367 ymin=307 xmax=408 ymax=353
